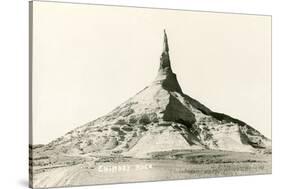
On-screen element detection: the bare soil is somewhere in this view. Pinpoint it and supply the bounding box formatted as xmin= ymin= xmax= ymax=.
xmin=31 ymin=150 xmax=271 ymax=188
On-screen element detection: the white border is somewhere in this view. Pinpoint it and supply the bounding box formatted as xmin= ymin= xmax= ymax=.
xmin=0 ymin=0 xmax=280 ymax=189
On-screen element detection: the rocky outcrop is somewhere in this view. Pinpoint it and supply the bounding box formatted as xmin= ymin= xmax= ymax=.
xmin=33 ymin=30 xmax=271 ymax=158
xmin=155 ymin=30 xmax=183 ymax=94
xmin=163 ymin=95 xmax=195 ymax=127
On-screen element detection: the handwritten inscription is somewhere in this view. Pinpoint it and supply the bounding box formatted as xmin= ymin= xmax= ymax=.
xmin=98 ymin=164 xmax=153 ymax=173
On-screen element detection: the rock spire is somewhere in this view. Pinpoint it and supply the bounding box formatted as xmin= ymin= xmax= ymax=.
xmin=159 ymin=29 xmax=172 ymax=72
xmin=156 ymin=30 xmax=183 ymax=93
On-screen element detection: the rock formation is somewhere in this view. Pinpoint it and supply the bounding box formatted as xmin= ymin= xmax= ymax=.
xmin=34 ymin=30 xmax=271 ymax=158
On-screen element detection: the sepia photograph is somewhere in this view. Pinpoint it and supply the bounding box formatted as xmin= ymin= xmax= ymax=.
xmin=29 ymin=1 xmax=271 ymax=188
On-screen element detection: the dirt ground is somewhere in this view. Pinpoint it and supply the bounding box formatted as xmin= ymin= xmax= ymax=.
xmin=31 ymin=150 xmax=271 ymax=188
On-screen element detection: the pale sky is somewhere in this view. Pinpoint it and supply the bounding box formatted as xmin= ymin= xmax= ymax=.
xmin=32 ymin=1 xmax=271 ymax=144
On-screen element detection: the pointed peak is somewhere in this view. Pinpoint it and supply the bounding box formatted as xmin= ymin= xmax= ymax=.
xmin=163 ymin=29 xmax=169 ymax=53
xmin=159 ymin=29 xmax=171 ymax=71
xmin=154 ymin=30 xmax=183 ymax=93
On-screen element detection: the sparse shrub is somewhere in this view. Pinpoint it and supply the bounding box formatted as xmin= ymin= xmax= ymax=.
xmin=129 ymin=116 xmax=137 ymax=124
xmin=150 ymin=113 xmax=158 ymax=123
xmin=120 ymin=108 xmax=134 ymax=117
xmin=87 ymin=139 xmax=93 ymax=146
xmin=173 ymin=125 xmax=181 ymax=130
xmin=66 ymin=130 xmax=74 ymax=135
xmin=61 ymin=148 xmax=68 ymax=153
xmin=115 ymin=119 xmax=127 ymax=125
xmin=204 ymin=133 xmax=213 ymax=141
xmin=158 ymin=122 xmax=171 ymax=126
xmin=118 ymin=130 xmax=126 ymax=136
xmin=139 ymin=126 xmax=148 ymax=131
xmin=118 ymin=134 xmax=125 ymax=141
xmin=111 ymin=126 xmax=120 ymax=131
xmin=139 ymin=114 xmax=151 ymax=125
xmin=122 ymin=125 xmax=133 ymax=132
xmin=203 ymin=127 xmax=210 ymax=131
